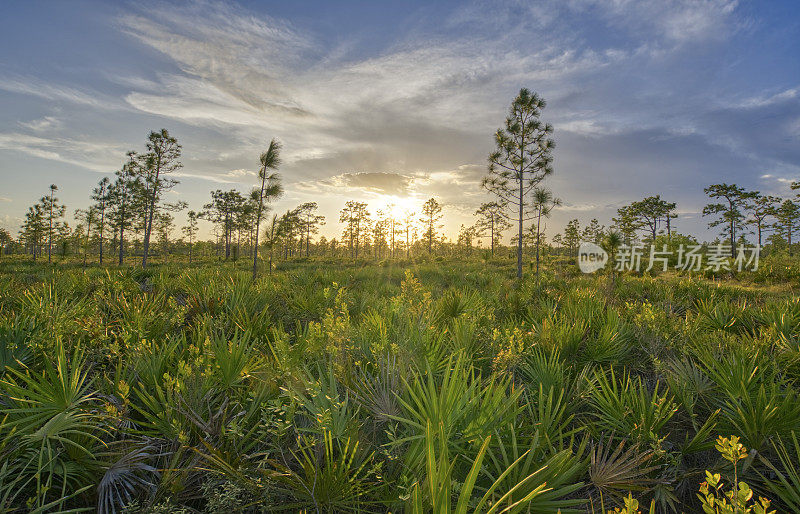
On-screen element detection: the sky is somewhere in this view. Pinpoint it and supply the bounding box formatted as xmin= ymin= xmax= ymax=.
xmin=1 ymin=0 xmax=799 ymax=243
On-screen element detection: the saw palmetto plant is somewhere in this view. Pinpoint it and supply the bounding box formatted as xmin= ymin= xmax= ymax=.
xmin=0 ymin=260 xmax=798 ymax=512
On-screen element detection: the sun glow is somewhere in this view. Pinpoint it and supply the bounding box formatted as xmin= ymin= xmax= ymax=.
xmin=372 ymin=195 xmax=421 ymax=219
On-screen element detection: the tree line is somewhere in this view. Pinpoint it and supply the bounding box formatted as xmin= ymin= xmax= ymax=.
xmin=4 ymin=90 xmax=800 ymax=277
xmin=551 ymin=185 xmax=800 ymax=259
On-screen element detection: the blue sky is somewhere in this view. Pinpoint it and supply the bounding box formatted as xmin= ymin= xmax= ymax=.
xmin=1 ymin=0 xmax=799 ymax=242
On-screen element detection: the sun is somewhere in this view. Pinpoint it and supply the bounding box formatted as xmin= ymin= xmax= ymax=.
xmin=372 ymin=194 xmax=420 ymax=218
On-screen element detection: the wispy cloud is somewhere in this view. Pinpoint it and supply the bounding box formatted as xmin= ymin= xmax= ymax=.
xmin=1 ymin=0 xmax=795 ymax=241
xmin=19 ymin=116 xmax=63 ymax=132
xmin=113 ymin=0 xmax=623 ymax=172
xmin=0 ymin=76 xmax=121 ymax=110
xmin=0 ymin=132 xmax=125 ymax=172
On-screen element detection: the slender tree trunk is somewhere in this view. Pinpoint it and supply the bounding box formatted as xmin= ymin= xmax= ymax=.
xmin=729 ymin=198 xmax=736 ymax=257
xmin=490 ymin=216 xmax=495 ymax=256
xmin=48 ymin=190 xmax=54 ymax=264
xmin=235 ymin=230 xmax=241 ymax=261
xmin=428 ymin=218 xmax=433 ymax=254
xmin=118 ymin=195 xmax=126 ymax=266
xmin=306 ymin=221 xmax=310 ymax=257
xmin=757 ymin=222 xmax=762 ymax=249
xmin=99 ymin=203 xmax=105 ymax=265
xmin=83 ymin=218 xmax=91 ymax=268
xmin=536 ymin=209 xmax=542 ymax=280
xmin=517 ymin=179 xmax=523 ymax=279
xmin=789 ymin=223 xmax=793 ymax=257
xmin=142 ymin=170 xmax=160 ymax=268
xmin=355 ymin=222 xmax=359 ymax=259
xmin=252 ymin=171 xmax=266 ymax=280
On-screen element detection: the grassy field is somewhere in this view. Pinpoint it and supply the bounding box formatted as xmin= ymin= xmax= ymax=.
xmin=1 ymin=257 xmax=800 ymax=512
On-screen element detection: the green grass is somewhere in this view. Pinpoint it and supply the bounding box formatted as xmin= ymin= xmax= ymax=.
xmin=1 ymin=255 xmax=799 ymax=512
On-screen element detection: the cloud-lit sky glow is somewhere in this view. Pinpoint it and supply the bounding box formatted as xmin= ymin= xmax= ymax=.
xmin=1 ymin=0 xmax=799 ymax=242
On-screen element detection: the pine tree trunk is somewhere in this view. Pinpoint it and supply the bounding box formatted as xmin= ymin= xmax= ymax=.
xmin=536 ymin=210 xmax=542 ymax=281
xmin=142 ymin=171 xmax=159 ymax=268
xmin=119 ymin=196 xmax=126 ymax=266
xmin=517 ymin=179 xmax=523 ymax=280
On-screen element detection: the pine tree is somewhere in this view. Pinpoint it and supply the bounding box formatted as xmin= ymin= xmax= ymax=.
xmin=532 ymin=187 xmax=561 ymax=280
xmin=90 ymin=177 xmax=110 ymax=264
xmin=41 ymin=184 xmax=66 ymax=264
xmin=474 ymin=202 xmax=510 ymax=257
xmin=253 ymin=139 xmax=283 ymax=279
xmin=483 ymin=88 xmax=555 ymax=279
xmin=420 ymin=198 xmax=443 ymax=255
xmin=295 ymin=202 xmax=325 ymax=258
xmin=563 ymin=219 xmax=581 ymax=257
xmin=340 ymin=201 xmax=371 ymax=259
xmin=703 ymin=184 xmax=752 ymax=257
xmin=182 ymin=210 xmax=199 ymax=263
xmin=139 ymin=129 xmax=182 ymax=268
xmin=109 ymin=152 xmax=142 ymax=266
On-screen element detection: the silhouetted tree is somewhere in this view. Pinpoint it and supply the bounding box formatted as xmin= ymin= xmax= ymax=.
xmin=20 ymin=203 xmax=45 ymax=260
xmin=155 ymin=211 xmax=174 ymax=260
xmin=420 ymin=198 xmax=443 ymax=254
xmin=276 ymin=209 xmax=302 ymax=259
xmin=483 ymin=88 xmax=555 ymax=279
xmin=340 ymin=201 xmax=370 ymax=259
xmin=253 ymin=139 xmax=283 ymax=279
xmin=41 ymin=184 xmax=66 ymax=263
xmin=262 ymin=213 xmax=280 ymax=272
xmin=563 ymin=219 xmax=580 ymax=257
xmin=401 ymin=211 xmax=417 ymax=259
xmin=602 ymin=230 xmax=623 ymax=285
xmin=204 ymin=189 xmax=246 ymax=260
xmin=295 ymin=202 xmax=325 ymax=258
xmin=581 ymin=218 xmax=604 ymax=245
xmin=109 ymin=153 xmax=141 ymax=266
xmin=532 ymin=187 xmax=561 ymax=279
xmin=74 ymin=207 xmax=95 ymax=267
xmin=182 ymin=210 xmax=199 ymax=263
xmin=457 ymin=224 xmax=477 ymax=254
xmin=474 ymin=202 xmax=510 ymax=256
xmin=90 ymin=177 xmax=110 ymax=264
xmin=139 ymin=129 xmax=182 ymax=268
xmin=0 ymin=228 xmax=10 ymax=258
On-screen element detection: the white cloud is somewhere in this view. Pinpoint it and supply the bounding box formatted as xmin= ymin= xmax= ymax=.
xmin=19 ymin=116 xmax=63 ymax=132
xmin=1 ymin=0 xmax=790 ymax=242
xmin=0 ymin=76 xmax=121 ymax=110
xmin=114 ymin=0 xmax=622 ymax=169
xmin=0 ymin=132 xmax=125 ymax=172
xmin=571 ymin=0 xmax=740 ymax=45
xmin=737 ymin=88 xmax=798 ymax=109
